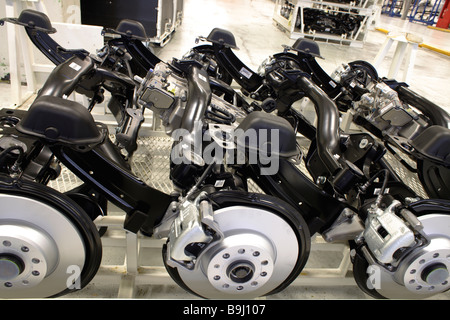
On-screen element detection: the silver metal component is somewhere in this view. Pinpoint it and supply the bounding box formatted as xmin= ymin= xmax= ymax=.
xmin=174 ymin=206 xmax=300 ymax=299
xmin=0 ymin=194 xmax=86 ymax=298
xmin=316 ymin=176 xmax=327 ymax=185
xmin=0 ymin=225 xmax=57 ymax=288
xmin=370 ymin=214 xmax=450 ymax=299
xmin=363 ymin=200 xmax=415 ymax=264
xmin=198 ymin=200 xmax=223 ymax=241
xmin=205 ymin=233 xmax=275 ymax=294
xmin=167 ymin=199 xmax=213 ymax=262
xmin=359 ymin=138 xmax=369 ymax=149
xmin=153 ymin=201 xmax=180 ymax=239
xmin=137 ymin=62 xmax=245 ymax=135
xmin=399 ymin=208 xmax=424 ymax=232
xmin=350 ymin=80 xmax=423 ymax=139
xmin=137 ymin=62 xmax=187 ymax=133
xmin=322 ymin=208 xmax=364 ymax=242
xmin=400 ymin=237 xmax=450 ymax=294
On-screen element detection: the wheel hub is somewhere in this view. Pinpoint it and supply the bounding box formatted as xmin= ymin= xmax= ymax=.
xmin=0 ymin=224 xmax=57 ymax=290
xmin=401 ymin=238 xmax=450 ymax=294
xmin=205 ymin=234 xmax=275 ymax=294
xmin=422 ymin=263 xmax=448 ymax=285
xmin=0 ymin=254 xmax=24 ymax=281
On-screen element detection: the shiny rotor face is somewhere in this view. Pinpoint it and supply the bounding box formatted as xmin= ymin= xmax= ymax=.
xmin=0 ymin=194 xmax=88 ymax=298
xmin=355 ymin=213 xmax=450 ymax=299
xmin=173 ymin=205 xmax=304 ymax=299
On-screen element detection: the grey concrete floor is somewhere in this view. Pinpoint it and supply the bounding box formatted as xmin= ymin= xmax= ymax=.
xmin=0 ymin=0 xmax=449 ymax=301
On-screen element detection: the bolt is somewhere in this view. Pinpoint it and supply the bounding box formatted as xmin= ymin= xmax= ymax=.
xmin=316 ymin=176 xmax=327 ymax=184
xmin=359 ymin=138 xmax=369 ymax=149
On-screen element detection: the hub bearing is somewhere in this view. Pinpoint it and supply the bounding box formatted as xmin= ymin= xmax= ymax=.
xmin=205 ymin=233 xmax=275 ymax=294
xmin=0 ymin=224 xmax=57 ymax=289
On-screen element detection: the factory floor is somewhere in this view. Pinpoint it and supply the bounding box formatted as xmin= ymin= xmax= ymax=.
xmin=0 ymin=0 xmax=449 ymax=301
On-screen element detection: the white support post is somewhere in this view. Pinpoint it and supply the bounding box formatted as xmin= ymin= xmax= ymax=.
xmin=388 ymin=39 xmax=408 ymax=79
xmin=4 ymin=0 xmax=48 ymax=107
xmin=373 ymin=32 xmax=422 ymax=82
xmin=373 ymin=37 xmax=394 ymax=69
xmin=5 ymin=0 xmax=21 ymax=107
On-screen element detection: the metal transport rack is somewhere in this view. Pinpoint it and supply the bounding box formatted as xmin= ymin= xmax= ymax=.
xmin=47 ymin=120 xmax=428 ymax=298
xmin=273 ymin=0 xmax=379 ymax=47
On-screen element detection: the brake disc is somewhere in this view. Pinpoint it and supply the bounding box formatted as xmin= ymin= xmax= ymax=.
xmin=164 ymin=204 xmax=309 ymax=299
xmin=353 ymin=213 xmax=450 ymax=299
xmin=0 ymin=179 xmax=102 ymax=298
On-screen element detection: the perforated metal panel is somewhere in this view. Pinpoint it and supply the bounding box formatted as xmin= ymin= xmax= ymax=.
xmin=48 ymin=133 xmax=173 ymax=194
